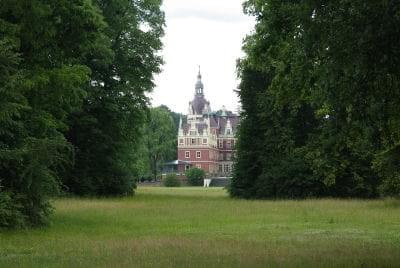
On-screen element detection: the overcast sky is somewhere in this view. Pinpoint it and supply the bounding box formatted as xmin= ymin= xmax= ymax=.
xmin=150 ymin=0 xmax=255 ymax=114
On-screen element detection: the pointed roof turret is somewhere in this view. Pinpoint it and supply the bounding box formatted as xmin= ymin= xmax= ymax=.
xmin=189 ymin=67 xmax=210 ymax=115
xmin=195 ymin=66 xmax=204 ymax=95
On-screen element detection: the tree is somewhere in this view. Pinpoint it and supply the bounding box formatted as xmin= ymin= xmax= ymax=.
xmin=142 ymin=107 xmax=176 ymax=180
xmin=158 ymin=104 xmax=186 ymax=161
xmin=64 ymin=0 xmax=165 ymax=195
xmin=231 ymin=0 xmax=400 ymax=199
xmin=0 ymin=0 xmax=104 ymax=227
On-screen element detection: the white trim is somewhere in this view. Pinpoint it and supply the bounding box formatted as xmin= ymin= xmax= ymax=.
xmin=184 ymin=160 xmax=219 ymax=163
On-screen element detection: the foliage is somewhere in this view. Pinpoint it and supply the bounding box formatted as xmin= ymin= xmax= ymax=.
xmin=158 ymin=104 xmax=186 ymax=161
xmin=0 ymin=0 xmax=102 ymax=226
xmin=0 ymin=0 xmax=164 ymax=227
xmin=186 ymin=168 xmax=205 ymax=186
xmin=374 ymin=146 xmax=400 ymax=198
xmin=231 ymin=0 xmax=400 ymax=198
xmin=63 ymin=0 xmax=165 ymax=196
xmin=0 ymin=191 xmax=25 ymax=229
xmin=164 ymin=173 xmax=181 ymax=187
xmin=136 ymin=107 xmax=176 ymax=180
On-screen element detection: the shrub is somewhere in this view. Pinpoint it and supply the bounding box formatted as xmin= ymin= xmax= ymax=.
xmin=379 ymin=175 xmax=400 ymax=198
xmin=0 ymin=191 xmax=26 ymax=229
xmin=164 ymin=174 xmax=181 ymax=187
xmin=186 ymin=168 xmax=205 ymax=186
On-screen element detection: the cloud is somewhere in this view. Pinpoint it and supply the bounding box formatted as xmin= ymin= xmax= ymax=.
xmin=163 ymin=0 xmax=249 ymax=23
xmin=167 ymin=7 xmax=247 ymax=23
xmin=151 ymin=0 xmax=254 ymax=113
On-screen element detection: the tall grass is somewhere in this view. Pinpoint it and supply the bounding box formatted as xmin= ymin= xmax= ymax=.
xmin=1 ymin=187 xmax=399 ymax=267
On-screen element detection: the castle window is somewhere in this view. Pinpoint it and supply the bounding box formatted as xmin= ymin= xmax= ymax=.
xmin=196 ymin=164 xmax=202 ymax=169
xmin=227 ymin=129 xmax=231 ymax=135
xmin=179 ymin=139 xmax=184 ymax=145
xmin=185 ymin=151 xmax=190 ymax=158
xmin=196 ymin=151 xmax=201 ymax=158
xmin=202 ymin=138 xmax=207 ymax=144
xmin=218 ymin=140 xmax=223 ymax=148
xmin=219 ymin=165 xmax=223 ymax=172
xmin=191 ymin=138 xmax=196 ymax=145
xmin=224 ymin=164 xmax=230 ymax=173
xmin=226 ymin=140 xmax=231 ymax=149
xmin=190 ymin=131 xmax=196 ymax=135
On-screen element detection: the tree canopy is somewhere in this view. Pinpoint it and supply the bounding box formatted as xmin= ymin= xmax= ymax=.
xmin=230 ymin=0 xmax=400 ymax=199
xmin=136 ymin=106 xmax=177 ymax=181
xmin=0 ymin=0 xmax=164 ymax=228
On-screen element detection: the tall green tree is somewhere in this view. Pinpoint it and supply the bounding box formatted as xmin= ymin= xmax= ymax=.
xmin=158 ymin=104 xmax=186 ymax=161
xmin=142 ymin=107 xmax=176 ymax=180
xmin=231 ymin=0 xmax=400 ymax=199
xmin=64 ymin=0 xmax=165 ymax=195
xmin=0 ymin=0 xmax=105 ymax=227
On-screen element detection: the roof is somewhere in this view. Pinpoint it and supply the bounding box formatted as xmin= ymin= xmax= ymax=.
xmin=190 ymin=95 xmax=210 ymax=115
xmin=181 ymin=113 xmax=240 ymax=135
xmin=217 ymin=115 xmax=240 ymax=135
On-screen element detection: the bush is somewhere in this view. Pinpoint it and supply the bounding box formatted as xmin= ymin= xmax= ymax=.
xmin=186 ymin=168 xmax=205 ymax=186
xmin=164 ymin=174 xmax=181 ymax=187
xmin=379 ymin=175 xmax=400 ymax=198
xmin=0 ymin=191 xmax=26 ymax=229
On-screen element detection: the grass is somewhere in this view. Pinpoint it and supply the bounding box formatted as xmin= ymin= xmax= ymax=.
xmin=1 ymin=187 xmax=400 ymax=267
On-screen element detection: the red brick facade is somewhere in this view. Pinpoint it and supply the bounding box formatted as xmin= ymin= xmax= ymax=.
xmin=177 ymin=71 xmax=239 ymax=176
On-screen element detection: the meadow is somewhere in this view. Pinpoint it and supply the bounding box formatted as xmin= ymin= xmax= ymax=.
xmin=0 ymin=187 xmax=399 ymax=267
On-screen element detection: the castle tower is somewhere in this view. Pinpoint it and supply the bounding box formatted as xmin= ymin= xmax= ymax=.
xmin=177 ymin=68 xmax=239 ymax=177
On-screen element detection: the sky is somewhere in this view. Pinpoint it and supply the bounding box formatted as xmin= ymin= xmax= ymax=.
xmin=150 ymin=0 xmax=255 ymax=114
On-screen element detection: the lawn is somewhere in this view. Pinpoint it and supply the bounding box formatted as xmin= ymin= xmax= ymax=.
xmin=1 ymin=187 xmax=399 ymax=267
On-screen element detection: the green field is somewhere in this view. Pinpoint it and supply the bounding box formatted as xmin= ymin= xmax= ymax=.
xmin=1 ymin=187 xmax=399 ymax=267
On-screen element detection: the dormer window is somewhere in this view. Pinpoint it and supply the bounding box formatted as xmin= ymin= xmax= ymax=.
xmin=218 ymin=140 xmax=223 ymax=148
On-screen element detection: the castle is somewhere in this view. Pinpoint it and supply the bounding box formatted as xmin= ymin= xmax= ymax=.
xmin=177 ymin=70 xmax=239 ymax=176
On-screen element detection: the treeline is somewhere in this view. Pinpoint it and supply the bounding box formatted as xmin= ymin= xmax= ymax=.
xmin=136 ymin=105 xmax=182 ymax=182
xmin=230 ymin=1 xmax=400 ymax=199
xmin=0 ymin=0 xmax=164 ymax=228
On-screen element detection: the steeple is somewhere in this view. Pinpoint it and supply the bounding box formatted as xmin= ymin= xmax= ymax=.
xmin=195 ymin=66 xmax=204 ymax=95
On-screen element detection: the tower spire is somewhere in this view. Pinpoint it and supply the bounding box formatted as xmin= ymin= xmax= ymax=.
xmin=195 ymin=66 xmax=204 ymax=95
